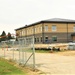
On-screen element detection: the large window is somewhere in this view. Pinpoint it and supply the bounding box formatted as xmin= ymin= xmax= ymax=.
xmin=45 ymin=36 xmax=48 ymax=43
xmin=44 ymin=25 xmax=48 ymax=31
xmin=73 ymin=26 xmax=75 ymax=31
xmin=37 ymin=37 xmax=39 ymax=42
xmin=35 ymin=37 xmax=39 ymax=42
xmin=40 ymin=37 xmax=42 ymax=42
xmin=52 ymin=25 xmax=57 ymax=31
xmin=52 ymin=36 xmax=57 ymax=41
xmin=35 ymin=38 xmax=36 ymax=42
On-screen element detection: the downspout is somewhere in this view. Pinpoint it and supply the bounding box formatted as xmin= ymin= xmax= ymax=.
xmin=33 ymin=26 xmax=35 ymax=44
xmin=42 ymin=22 xmax=44 ymax=44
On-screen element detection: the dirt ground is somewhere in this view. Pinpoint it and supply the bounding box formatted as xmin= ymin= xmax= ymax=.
xmin=0 ymin=49 xmax=75 ymax=75
xmin=35 ymin=50 xmax=75 ymax=75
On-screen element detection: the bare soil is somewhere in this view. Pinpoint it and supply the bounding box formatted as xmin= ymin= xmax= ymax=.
xmin=0 ymin=49 xmax=75 ymax=74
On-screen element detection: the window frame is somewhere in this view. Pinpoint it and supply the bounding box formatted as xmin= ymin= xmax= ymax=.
xmin=52 ymin=36 xmax=57 ymax=42
xmin=40 ymin=37 xmax=42 ymax=42
xmin=35 ymin=27 xmax=36 ymax=33
xmin=44 ymin=25 xmax=48 ymax=31
xmin=73 ymin=26 xmax=75 ymax=31
xmin=45 ymin=36 xmax=49 ymax=43
xmin=52 ymin=25 xmax=57 ymax=31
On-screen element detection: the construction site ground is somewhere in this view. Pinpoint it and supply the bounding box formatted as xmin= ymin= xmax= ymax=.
xmin=0 ymin=49 xmax=75 ymax=75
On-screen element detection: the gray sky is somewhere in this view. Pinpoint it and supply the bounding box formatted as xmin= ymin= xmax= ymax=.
xmin=0 ymin=0 xmax=75 ymax=35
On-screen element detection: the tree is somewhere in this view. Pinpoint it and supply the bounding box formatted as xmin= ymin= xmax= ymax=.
xmin=1 ymin=31 xmax=7 ymax=41
xmin=7 ymin=32 xmax=12 ymax=40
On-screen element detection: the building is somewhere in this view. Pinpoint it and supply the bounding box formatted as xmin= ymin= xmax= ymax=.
xmin=15 ymin=18 xmax=75 ymax=44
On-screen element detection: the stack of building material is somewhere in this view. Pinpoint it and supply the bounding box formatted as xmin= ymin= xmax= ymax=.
xmin=34 ymin=43 xmax=68 ymax=50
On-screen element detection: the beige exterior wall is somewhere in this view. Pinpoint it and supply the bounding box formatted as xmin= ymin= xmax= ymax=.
xmin=16 ymin=23 xmax=75 ymax=37
xmin=44 ymin=23 xmax=75 ymax=33
xmin=34 ymin=24 xmax=42 ymax=34
xmin=16 ymin=23 xmax=43 ymax=37
xmin=44 ymin=23 xmax=67 ymax=33
xmin=68 ymin=24 xmax=75 ymax=32
xmin=26 ymin=26 xmax=33 ymax=35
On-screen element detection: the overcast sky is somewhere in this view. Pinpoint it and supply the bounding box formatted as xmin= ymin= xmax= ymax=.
xmin=0 ymin=0 xmax=75 ymax=35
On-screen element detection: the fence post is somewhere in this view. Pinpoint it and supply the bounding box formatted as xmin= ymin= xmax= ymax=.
xmin=12 ymin=41 xmax=14 ymax=60
xmin=33 ymin=36 xmax=35 ymax=70
xmin=22 ymin=39 xmax=24 ymax=64
xmin=4 ymin=48 xmax=5 ymax=58
xmin=19 ymin=41 xmax=20 ymax=64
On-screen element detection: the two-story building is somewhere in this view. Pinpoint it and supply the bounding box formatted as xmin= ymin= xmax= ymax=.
xmin=15 ymin=18 xmax=75 ymax=44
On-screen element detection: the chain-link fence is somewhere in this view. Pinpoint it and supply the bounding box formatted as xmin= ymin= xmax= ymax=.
xmin=0 ymin=36 xmax=35 ymax=70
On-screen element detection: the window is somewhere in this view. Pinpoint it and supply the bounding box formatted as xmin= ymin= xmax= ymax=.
xmin=22 ymin=30 xmax=25 ymax=36
xmin=45 ymin=25 xmax=48 ymax=31
xmin=27 ymin=30 xmax=28 ymax=34
xmin=41 ymin=37 xmax=42 ymax=42
xmin=52 ymin=25 xmax=56 ymax=31
xmin=37 ymin=37 xmax=39 ymax=42
xmin=45 ymin=36 xmax=48 ymax=43
xmin=24 ymin=30 xmax=26 ymax=35
xmin=73 ymin=26 xmax=75 ymax=31
xmin=22 ymin=31 xmax=23 ymax=35
xmin=31 ymin=29 xmax=33 ymax=34
xmin=35 ymin=38 xmax=36 ymax=42
xmin=40 ymin=26 xmax=42 ymax=32
xmin=20 ymin=32 xmax=21 ymax=36
xmin=52 ymin=36 xmax=57 ymax=41
xmin=35 ymin=27 xmax=36 ymax=33
xmin=35 ymin=37 xmax=39 ymax=42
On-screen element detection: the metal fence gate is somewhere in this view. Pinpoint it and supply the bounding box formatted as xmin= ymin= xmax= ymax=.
xmin=18 ymin=36 xmax=35 ymax=69
xmin=0 ymin=36 xmax=35 ymax=70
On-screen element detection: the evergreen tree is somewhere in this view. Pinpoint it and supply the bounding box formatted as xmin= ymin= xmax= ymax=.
xmin=7 ymin=32 xmax=12 ymax=40
xmin=1 ymin=31 xmax=7 ymax=41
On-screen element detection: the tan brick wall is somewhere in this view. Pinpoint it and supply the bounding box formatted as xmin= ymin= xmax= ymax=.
xmin=34 ymin=24 xmax=42 ymax=34
xmin=16 ymin=23 xmax=75 ymax=37
xmin=68 ymin=24 xmax=75 ymax=32
xmin=44 ymin=23 xmax=75 ymax=33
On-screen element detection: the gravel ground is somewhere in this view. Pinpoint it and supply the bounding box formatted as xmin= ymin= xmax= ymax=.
xmin=0 ymin=49 xmax=75 ymax=75
xmin=35 ymin=52 xmax=75 ymax=75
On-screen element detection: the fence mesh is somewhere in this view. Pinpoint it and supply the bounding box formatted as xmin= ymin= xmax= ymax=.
xmin=0 ymin=36 xmax=35 ymax=70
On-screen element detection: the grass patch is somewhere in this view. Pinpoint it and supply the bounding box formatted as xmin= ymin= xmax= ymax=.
xmin=35 ymin=49 xmax=64 ymax=53
xmin=0 ymin=58 xmax=27 ymax=75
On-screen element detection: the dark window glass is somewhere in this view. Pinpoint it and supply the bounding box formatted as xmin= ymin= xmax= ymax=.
xmin=45 ymin=37 xmax=48 ymax=43
xmin=35 ymin=38 xmax=36 ymax=42
xmin=37 ymin=38 xmax=39 ymax=42
xmin=52 ymin=37 xmax=57 ymax=41
xmin=41 ymin=37 xmax=42 ymax=42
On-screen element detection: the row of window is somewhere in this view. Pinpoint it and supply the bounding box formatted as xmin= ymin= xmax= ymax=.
xmin=19 ymin=25 xmax=75 ymax=36
xmin=44 ymin=25 xmax=56 ymax=31
xmin=19 ymin=25 xmax=56 ymax=36
xmin=45 ymin=25 xmax=75 ymax=31
xmin=35 ymin=36 xmax=57 ymax=43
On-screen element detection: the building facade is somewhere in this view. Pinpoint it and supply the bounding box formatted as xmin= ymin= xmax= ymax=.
xmin=15 ymin=18 xmax=75 ymax=44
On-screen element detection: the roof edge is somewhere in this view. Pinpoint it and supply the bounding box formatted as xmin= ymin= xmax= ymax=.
xmin=15 ymin=18 xmax=75 ymax=31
